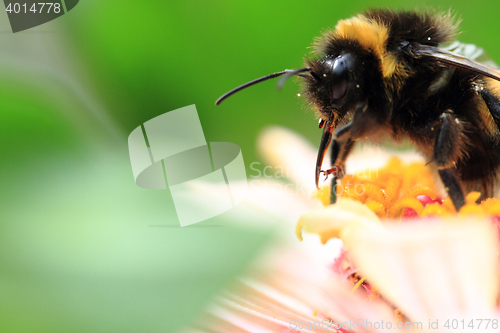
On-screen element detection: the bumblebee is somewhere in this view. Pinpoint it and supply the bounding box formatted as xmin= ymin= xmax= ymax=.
xmin=216 ymin=9 xmax=500 ymax=210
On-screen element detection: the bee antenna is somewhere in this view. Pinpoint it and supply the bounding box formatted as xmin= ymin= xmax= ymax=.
xmin=215 ymin=67 xmax=311 ymax=105
xmin=276 ymin=67 xmax=312 ymax=89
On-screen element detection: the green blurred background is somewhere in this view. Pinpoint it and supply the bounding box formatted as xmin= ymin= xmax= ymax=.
xmin=0 ymin=0 xmax=498 ymax=332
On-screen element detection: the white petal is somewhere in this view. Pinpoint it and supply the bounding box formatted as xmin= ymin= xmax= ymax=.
xmin=257 ymin=126 xmax=318 ymax=193
xmin=186 ymin=178 xmax=321 ymax=229
xmin=344 ymin=220 xmax=500 ymax=323
xmin=187 ymin=241 xmax=399 ymax=333
xmin=345 ymin=144 xmax=425 ymax=175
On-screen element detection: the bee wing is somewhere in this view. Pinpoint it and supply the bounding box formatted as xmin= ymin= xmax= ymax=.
xmin=413 ymin=44 xmax=500 ymax=82
xmin=440 ymin=41 xmax=498 ymax=68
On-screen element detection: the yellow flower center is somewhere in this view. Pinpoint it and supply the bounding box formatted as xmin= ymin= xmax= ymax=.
xmin=314 ymin=157 xmax=500 ymax=219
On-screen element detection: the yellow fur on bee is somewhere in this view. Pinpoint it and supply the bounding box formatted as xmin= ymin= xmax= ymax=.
xmin=334 ymin=15 xmax=405 ymax=78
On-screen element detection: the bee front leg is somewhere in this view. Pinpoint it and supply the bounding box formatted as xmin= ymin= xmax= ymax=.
xmin=320 ymin=121 xmax=355 ymax=204
xmin=328 ymin=138 xmax=355 ymax=204
xmin=434 ymin=113 xmax=466 ymax=211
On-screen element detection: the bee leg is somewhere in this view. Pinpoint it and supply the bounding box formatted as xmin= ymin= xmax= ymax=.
xmin=329 ymin=139 xmax=355 ymax=204
xmin=434 ymin=113 xmax=465 ymax=210
xmin=321 ymin=121 xmax=353 ymax=177
xmin=319 ymin=121 xmax=354 ymax=203
xmin=324 ymin=120 xmax=353 ymax=160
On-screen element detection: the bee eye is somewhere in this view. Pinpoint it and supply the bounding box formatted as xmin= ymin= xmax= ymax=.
xmin=331 ymin=55 xmax=349 ymax=100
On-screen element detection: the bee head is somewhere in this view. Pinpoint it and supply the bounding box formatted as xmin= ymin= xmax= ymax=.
xmin=303 ymin=52 xmax=360 ymax=124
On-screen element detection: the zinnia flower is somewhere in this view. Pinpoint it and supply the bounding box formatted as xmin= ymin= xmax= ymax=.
xmin=183 ymin=126 xmax=500 ymax=333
